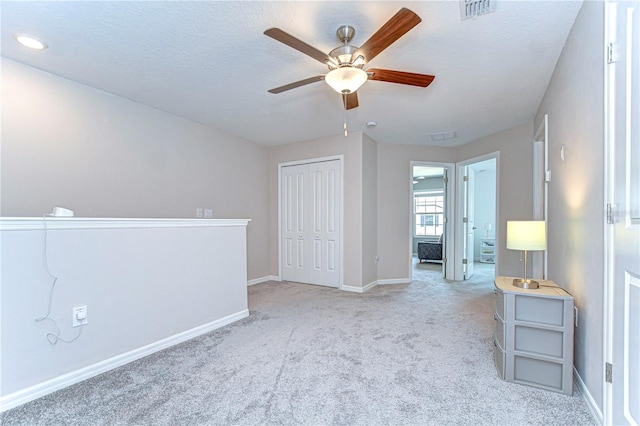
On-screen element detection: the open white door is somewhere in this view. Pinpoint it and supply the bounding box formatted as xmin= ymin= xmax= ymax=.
xmin=606 ymin=2 xmax=640 ymax=424
xmin=463 ymin=166 xmax=475 ymax=279
xmin=441 ymin=169 xmax=449 ymax=278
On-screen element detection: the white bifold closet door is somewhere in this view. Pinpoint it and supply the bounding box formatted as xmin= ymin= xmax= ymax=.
xmin=281 ymin=160 xmax=341 ymax=288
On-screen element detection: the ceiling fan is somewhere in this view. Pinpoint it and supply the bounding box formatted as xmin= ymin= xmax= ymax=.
xmin=264 ymin=7 xmax=435 ymax=110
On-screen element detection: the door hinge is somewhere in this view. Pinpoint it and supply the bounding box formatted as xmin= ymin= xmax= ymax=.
xmin=442 ymin=257 xmax=447 ymax=264
xmin=462 ymin=259 xmax=468 ymax=265
xmin=463 ymin=176 xmax=469 ymax=182
xmin=608 ymin=42 xmax=619 ymax=64
xmin=463 ymin=217 xmax=468 ymax=223
xmin=605 ymin=362 xmax=613 ymax=383
xmin=545 ymin=170 xmax=551 ymax=183
xmin=606 ymin=203 xmax=614 ymax=224
xmin=443 ymin=177 xmax=449 ymax=184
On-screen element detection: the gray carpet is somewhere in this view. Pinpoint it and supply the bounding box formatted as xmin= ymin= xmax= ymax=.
xmin=1 ymin=263 xmax=594 ymax=425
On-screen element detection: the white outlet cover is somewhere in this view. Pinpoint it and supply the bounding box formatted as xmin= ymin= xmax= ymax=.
xmin=72 ymin=306 xmax=88 ymax=327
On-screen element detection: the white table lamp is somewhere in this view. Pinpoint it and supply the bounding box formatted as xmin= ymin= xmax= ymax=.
xmin=506 ymin=221 xmax=546 ymax=289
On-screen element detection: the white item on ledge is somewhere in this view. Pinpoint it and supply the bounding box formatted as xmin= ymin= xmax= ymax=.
xmin=52 ymin=207 xmax=74 ymax=217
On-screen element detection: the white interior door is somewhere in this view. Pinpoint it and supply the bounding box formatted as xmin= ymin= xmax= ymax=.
xmin=281 ymin=159 xmax=341 ymax=288
xmin=463 ymin=167 xmax=475 ymax=279
xmin=608 ymin=2 xmax=640 ymax=424
xmin=441 ymin=169 xmax=448 ymax=278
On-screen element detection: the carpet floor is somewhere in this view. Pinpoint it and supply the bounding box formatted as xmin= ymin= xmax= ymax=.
xmin=1 ymin=263 xmax=594 ymax=425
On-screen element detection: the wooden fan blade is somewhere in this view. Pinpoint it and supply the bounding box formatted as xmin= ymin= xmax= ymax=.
xmin=268 ymin=76 xmax=325 ymax=94
xmin=264 ymin=28 xmax=335 ymax=65
xmin=351 ymin=8 xmax=422 ymax=64
xmin=342 ymin=92 xmax=359 ymax=110
xmin=367 ymin=68 xmax=435 ymax=87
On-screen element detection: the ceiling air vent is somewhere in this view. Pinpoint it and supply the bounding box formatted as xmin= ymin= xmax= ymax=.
xmin=460 ymin=0 xmax=496 ymax=21
xmin=430 ymin=131 xmax=457 ymax=142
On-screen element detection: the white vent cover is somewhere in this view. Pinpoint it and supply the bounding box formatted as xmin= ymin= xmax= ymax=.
xmin=460 ymin=0 xmax=496 ymax=21
xmin=430 ymin=131 xmax=457 ymax=142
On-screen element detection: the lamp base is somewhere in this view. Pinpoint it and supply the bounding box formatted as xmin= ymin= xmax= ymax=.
xmin=512 ymin=278 xmax=540 ymax=289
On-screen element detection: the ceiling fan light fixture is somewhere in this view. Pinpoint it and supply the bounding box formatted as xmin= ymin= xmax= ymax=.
xmin=325 ymin=67 xmax=368 ymax=94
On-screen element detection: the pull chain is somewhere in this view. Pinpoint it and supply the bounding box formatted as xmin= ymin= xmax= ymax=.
xmin=343 ymin=94 xmax=348 ymax=137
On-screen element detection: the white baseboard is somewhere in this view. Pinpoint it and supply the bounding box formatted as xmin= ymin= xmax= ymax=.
xmin=377 ymin=278 xmax=411 ymax=285
xmin=247 ymin=275 xmax=279 ymax=286
xmin=574 ymin=367 xmax=603 ymax=425
xmin=341 ymin=281 xmax=377 ymax=293
xmin=0 ymin=309 xmax=249 ymax=413
xmin=341 ymin=278 xmax=410 ymax=293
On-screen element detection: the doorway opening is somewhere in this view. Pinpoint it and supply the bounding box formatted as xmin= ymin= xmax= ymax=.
xmin=410 ymin=162 xmax=455 ymax=281
xmin=455 ymin=155 xmax=498 ymax=281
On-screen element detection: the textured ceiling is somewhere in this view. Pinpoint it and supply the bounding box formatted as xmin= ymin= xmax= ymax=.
xmin=1 ymin=1 xmax=583 ymax=147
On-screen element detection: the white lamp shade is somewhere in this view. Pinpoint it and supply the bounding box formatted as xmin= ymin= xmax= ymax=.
xmin=506 ymin=221 xmax=546 ymax=251
xmin=325 ymin=67 xmax=368 ymax=94
xmin=485 ymin=223 xmax=492 ymax=231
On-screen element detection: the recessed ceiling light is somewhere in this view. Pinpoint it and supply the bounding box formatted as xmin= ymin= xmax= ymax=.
xmin=13 ymin=34 xmax=48 ymax=50
xmin=366 ymin=121 xmax=377 ymax=129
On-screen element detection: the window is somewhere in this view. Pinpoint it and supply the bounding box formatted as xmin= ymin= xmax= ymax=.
xmin=414 ymin=191 xmax=444 ymax=236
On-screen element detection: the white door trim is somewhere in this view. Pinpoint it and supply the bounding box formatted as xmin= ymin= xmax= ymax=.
xmin=533 ymin=114 xmax=549 ymax=279
xmin=277 ymin=155 xmax=344 ymax=289
xmin=409 ymin=161 xmax=456 ymax=281
xmin=604 ymin=3 xmax=615 ymax=422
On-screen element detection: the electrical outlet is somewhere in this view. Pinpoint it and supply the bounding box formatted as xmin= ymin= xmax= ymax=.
xmin=196 ymin=208 xmax=203 ymax=218
xmin=204 ymin=209 xmax=213 ymax=218
xmin=72 ymin=306 xmax=88 ymax=327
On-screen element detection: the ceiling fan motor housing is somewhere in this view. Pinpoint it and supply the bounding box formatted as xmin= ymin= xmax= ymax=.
xmin=329 ymin=45 xmax=360 ymax=68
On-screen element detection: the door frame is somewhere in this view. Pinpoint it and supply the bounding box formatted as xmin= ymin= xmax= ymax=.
xmin=603 ymin=1 xmax=640 ymax=423
xmin=533 ymin=114 xmax=549 ymax=279
xmin=409 ymin=161 xmax=456 ymax=281
xmin=455 ymin=152 xmax=500 ymax=281
xmin=277 ymin=155 xmax=344 ymax=289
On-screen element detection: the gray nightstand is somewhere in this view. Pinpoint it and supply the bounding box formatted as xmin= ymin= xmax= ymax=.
xmin=493 ymin=276 xmax=575 ymax=395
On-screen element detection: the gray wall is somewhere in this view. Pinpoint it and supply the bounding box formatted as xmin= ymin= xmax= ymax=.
xmin=362 ymin=134 xmax=379 ymax=287
xmin=454 ymin=121 xmax=534 ymax=278
xmin=1 ymin=58 xmax=270 ymax=282
xmin=268 ymin=132 xmax=366 ymax=288
xmin=377 ymin=144 xmax=455 ymax=281
xmin=535 ymin=1 xmax=605 ymax=412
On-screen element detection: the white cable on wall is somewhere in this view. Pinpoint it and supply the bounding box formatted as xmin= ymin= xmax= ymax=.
xmin=35 ymin=214 xmax=83 ymax=344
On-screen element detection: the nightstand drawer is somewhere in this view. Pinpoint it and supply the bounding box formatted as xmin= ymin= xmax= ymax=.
xmin=514 ymin=356 xmax=563 ymax=391
xmin=514 ymin=294 xmax=564 ymax=326
xmin=515 ymin=325 xmax=564 ymax=358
